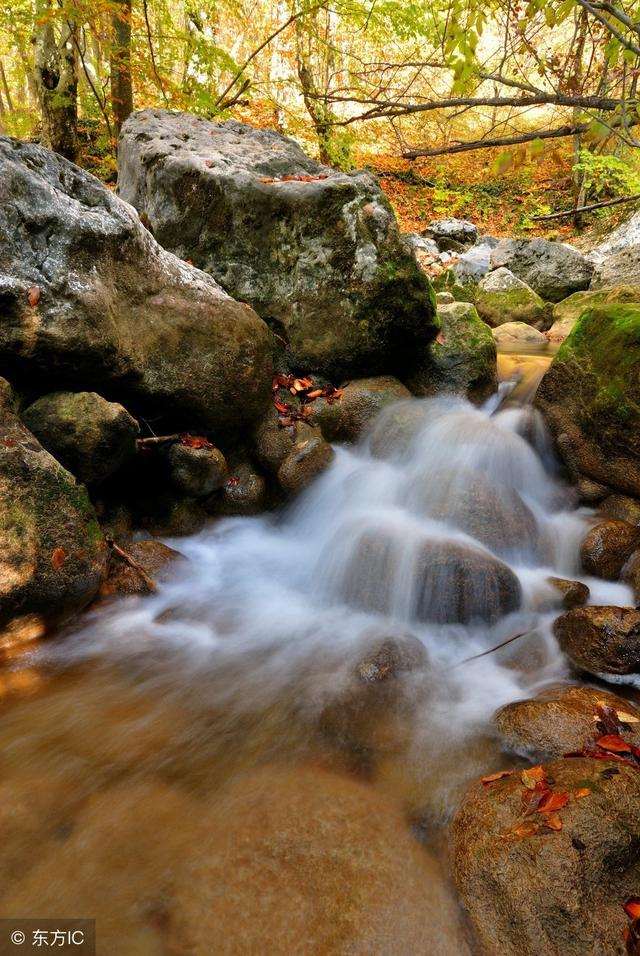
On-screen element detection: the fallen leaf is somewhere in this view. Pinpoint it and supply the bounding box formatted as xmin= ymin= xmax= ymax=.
xmin=179 ymin=434 xmax=214 ymax=450
xmin=538 ymin=790 xmax=569 ymax=813
xmin=574 ymin=788 xmax=591 ymax=798
xmin=274 ymin=401 xmax=291 ymax=414
xmin=226 ymin=477 xmax=240 ymax=487
xmin=597 ymin=734 xmax=633 ymax=754
xmin=617 ymin=711 xmax=640 ymax=724
xmin=544 ymin=813 xmax=563 ymax=831
xmin=511 ymin=822 xmax=540 ymax=838
xmin=625 ymin=899 xmax=640 ymax=921
xmin=481 ymin=770 xmax=514 ymax=785
xmin=435 ymin=332 xmax=446 ymax=346
xmin=27 ymin=286 xmax=41 ymax=306
xmin=306 ymin=388 xmax=323 ymax=399
xmin=51 ymin=548 xmax=66 ymax=570
xmin=521 ymin=765 xmax=547 ymax=789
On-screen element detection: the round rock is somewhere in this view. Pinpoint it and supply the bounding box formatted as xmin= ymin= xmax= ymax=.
xmin=580 ymin=519 xmax=640 ymax=579
xmin=554 ymin=606 xmax=640 ymax=676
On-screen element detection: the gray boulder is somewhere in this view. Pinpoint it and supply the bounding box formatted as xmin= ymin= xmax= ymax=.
xmin=117 ymin=111 xmax=437 ymax=379
xmin=476 ymin=268 xmax=546 ymax=327
xmin=490 ymin=238 xmax=594 ymax=301
xmin=590 ymin=244 xmax=640 ymax=289
xmin=423 ymin=218 xmax=478 ymax=247
xmin=492 ymin=322 xmax=548 ymax=348
xmin=22 ymin=391 xmax=139 ymax=485
xmin=0 ymin=136 xmax=272 ymax=437
xmin=451 ymin=241 xmax=495 ymax=285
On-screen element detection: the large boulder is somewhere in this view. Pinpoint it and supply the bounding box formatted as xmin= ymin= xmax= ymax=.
xmin=490 ymin=238 xmax=594 ymax=302
xmin=404 ymin=301 xmax=497 ymax=403
xmin=310 ymin=375 xmax=410 ymax=443
xmin=0 ymin=136 xmax=272 ymax=437
xmin=451 ymin=238 xmax=499 ymax=285
xmin=476 ymin=268 xmax=547 ymax=327
xmin=536 ymin=305 xmax=640 ymax=496
xmin=580 ymin=519 xmax=640 ymax=579
xmin=422 ymin=217 xmax=478 ymax=247
xmin=22 ymin=391 xmax=139 ymax=485
xmin=492 ymin=321 xmax=547 ymax=348
xmin=554 ymin=606 xmax=640 ymax=676
xmin=452 ymin=756 xmax=640 ymax=956
xmin=590 ymin=208 xmax=640 ymax=261
xmin=0 ymin=407 xmax=107 ymax=627
xmin=548 ymin=287 xmax=640 ymax=343
xmin=117 ymin=111 xmax=437 ymax=379
xmin=591 ymin=244 xmax=640 ymax=289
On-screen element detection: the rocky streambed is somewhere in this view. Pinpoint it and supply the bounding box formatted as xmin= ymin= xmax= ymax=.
xmin=2 ymin=112 xmax=640 ymax=956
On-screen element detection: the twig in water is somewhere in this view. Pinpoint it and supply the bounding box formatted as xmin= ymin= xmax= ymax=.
xmin=106 ymin=536 xmax=157 ymax=592
xmin=447 ymin=631 xmax=531 ymax=670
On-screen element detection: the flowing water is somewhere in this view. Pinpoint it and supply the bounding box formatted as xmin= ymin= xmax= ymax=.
xmin=0 ymin=349 xmax=634 ymax=955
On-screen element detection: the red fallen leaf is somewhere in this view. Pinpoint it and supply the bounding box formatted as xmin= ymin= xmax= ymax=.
xmin=179 ymin=434 xmax=214 ymax=450
xmin=538 ymin=790 xmax=569 ymax=813
xmin=27 ymin=286 xmax=41 ymax=306
xmin=2 ymin=438 xmax=17 ymax=447
xmin=574 ymin=788 xmax=591 ymax=798
xmin=51 ymin=547 xmax=66 ymax=570
xmin=274 ymin=401 xmax=291 ymax=414
xmin=625 ymin=898 xmax=640 ymax=921
xmin=544 ymin=813 xmax=563 ymax=831
xmin=521 ymin=765 xmax=547 ymax=790
xmin=184 ymin=259 xmax=193 ymax=265
xmin=226 ymin=477 xmax=240 ymax=487
xmin=511 ymin=821 xmax=540 ymax=838
xmin=280 ymin=174 xmax=329 ymax=183
xmin=435 ymin=332 xmax=446 ymax=346
xmin=481 ymin=770 xmax=514 ymax=785
xmin=597 ymin=734 xmax=633 ymax=754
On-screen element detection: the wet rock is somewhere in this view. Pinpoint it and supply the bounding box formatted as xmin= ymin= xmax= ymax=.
xmin=171 ymin=765 xmax=471 ymax=956
xmin=622 ymin=550 xmax=640 ymax=604
xmin=310 ymin=376 xmax=410 ymax=443
xmin=476 ymin=268 xmax=547 ymax=327
xmin=0 ymin=136 xmax=271 ymax=436
xmin=340 ymin=529 xmax=522 ymax=625
xmin=577 ymin=477 xmax=610 ymax=504
xmin=117 ymin=111 xmax=438 ymax=379
xmin=580 ymin=519 xmax=640 ymax=579
xmin=205 ymin=464 xmax=266 ymax=516
xmin=277 ymin=437 xmax=335 ymax=495
xmin=546 ymin=576 xmax=590 ymax=609
xmin=452 ymin=756 xmax=640 ymax=956
xmin=405 ymin=301 xmax=498 ymax=403
xmin=548 ymin=287 xmax=640 ymax=342
xmin=254 ymin=408 xmax=317 ymax=474
xmin=490 ymin=238 xmax=594 ymax=302
xmin=139 ymin=496 xmax=207 ymax=536
xmin=366 ymin=400 xmax=430 ymax=460
xmin=536 ymin=305 xmax=640 ymax=496
xmin=0 ymin=376 xmax=16 ymax=414
xmin=164 ymin=442 xmax=227 ymax=498
xmin=495 ymin=684 xmax=640 ymax=756
xmin=22 ymin=391 xmax=139 ymax=485
xmin=591 ymin=244 xmax=640 ymax=289
xmin=99 ymin=539 xmax=184 ymax=597
xmin=423 ymin=217 xmax=478 ymax=247
xmin=555 ymin=606 xmax=640 ymax=676
xmin=600 ymin=493 xmax=640 ymax=526
xmin=0 ymin=410 xmax=107 ymax=628
xmin=492 ymin=322 xmax=548 ymax=348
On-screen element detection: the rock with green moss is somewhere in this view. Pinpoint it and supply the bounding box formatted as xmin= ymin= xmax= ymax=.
xmin=0 ymin=409 xmax=107 ymax=628
xmin=22 ymin=391 xmax=139 ymax=486
xmin=476 ymin=268 xmax=547 ymax=327
xmin=405 ymin=301 xmax=497 ymax=403
xmin=310 ymin=376 xmax=411 ymax=443
xmin=548 ymin=287 xmax=640 ymax=342
xmin=536 ymin=304 xmax=640 ymax=496
xmin=117 ymin=111 xmax=438 ymax=379
xmin=432 ymin=269 xmax=477 ymax=303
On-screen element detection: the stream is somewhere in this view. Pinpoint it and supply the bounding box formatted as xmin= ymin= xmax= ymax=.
xmin=0 ymin=348 xmax=634 ymax=955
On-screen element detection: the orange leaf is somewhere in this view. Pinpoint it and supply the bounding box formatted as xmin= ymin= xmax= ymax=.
xmin=544 ymin=813 xmax=563 ymax=831
xmin=521 ymin=765 xmax=547 ymax=790
xmin=481 ymin=770 xmax=514 ymax=785
xmin=27 ymin=286 xmax=41 ymax=306
xmin=274 ymin=401 xmax=290 ymax=414
xmin=574 ymin=788 xmax=591 ymax=799
xmin=625 ymin=898 xmax=640 ymax=920
xmin=538 ymin=790 xmax=569 ymax=813
xmin=511 ymin=821 xmax=539 ymax=838
xmin=179 ymin=434 xmax=213 ymax=450
xmin=306 ymin=389 xmax=323 ymax=399
xmin=597 ymin=735 xmax=633 ymax=754
xmin=51 ymin=547 xmax=66 ymax=570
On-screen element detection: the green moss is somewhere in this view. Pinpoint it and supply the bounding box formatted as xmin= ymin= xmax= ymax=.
xmin=432 ymin=270 xmax=476 ymax=303
xmin=476 ymin=286 xmax=546 ymax=327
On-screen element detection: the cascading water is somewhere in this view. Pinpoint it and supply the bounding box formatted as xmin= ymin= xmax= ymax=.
xmin=1 ymin=357 xmax=635 ymax=954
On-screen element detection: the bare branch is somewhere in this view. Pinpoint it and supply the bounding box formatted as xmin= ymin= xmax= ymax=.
xmin=402 ymin=123 xmax=589 ymax=159
xmin=531 ymin=191 xmax=640 ymax=221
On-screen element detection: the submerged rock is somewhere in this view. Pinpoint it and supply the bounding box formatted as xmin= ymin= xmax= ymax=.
xmin=310 ymin=376 xmax=410 ymax=443
xmin=580 ymin=519 xmax=640 ymax=579
xmin=554 ymin=606 xmax=640 ymax=676
xmin=277 ymin=436 xmax=335 ymax=495
xmin=405 ymin=301 xmax=497 ymax=403
xmin=99 ymin=539 xmax=184 ymax=597
xmin=495 ymin=684 xmax=640 ymax=756
xmin=476 ymin=268 xmax=546 ymax=327
xmin=492 ymin=321 xmax=547 ymax=348
xmin=490 ymin=238 xmax=594 ymax=302
xmin=546 ymin=576 xmax=590 ymax=609
xmin=0 ymin=409 xmax=107 ymax=628
xmin=452 ymin=756 xmax=640 ymax=956
xmin=536 ymin=305 xmax=640 ymax=496
xmin=0 ymin=135 xmax=271 ymax=436
xmin=117 ymin=111 xmax=437 ymax=379
xmin=22 ymin=391 xmax=139 ymax=485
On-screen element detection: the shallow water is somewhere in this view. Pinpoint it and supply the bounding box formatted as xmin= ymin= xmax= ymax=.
xmin=0 ymin=350 xmax=634 ymax=955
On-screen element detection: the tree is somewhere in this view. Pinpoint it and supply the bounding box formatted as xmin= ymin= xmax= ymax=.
xmin=110 ymin=0 xmax=133 ymax=136
xmin=33 ymin=0 xmax=78 ymax=160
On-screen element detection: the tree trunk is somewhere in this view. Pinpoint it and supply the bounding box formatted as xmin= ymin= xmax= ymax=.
xmin=33 ymin=0 xmax=78 ymax=161
xmin=110 ymin=0 xmax=133 ymax=137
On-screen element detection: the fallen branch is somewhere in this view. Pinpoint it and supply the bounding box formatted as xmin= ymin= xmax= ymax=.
xmin=530 ymin=191 xmax=640 ymax=221
xmin=106 ymin=537 xmax=157 ymax=592
xmin=136 ymin=433 xmax=181 ymax=447
xmin=402 ymin=124 xmax=587 ymax=159
xmin=447 ymin=630 xmax=530 ymax=670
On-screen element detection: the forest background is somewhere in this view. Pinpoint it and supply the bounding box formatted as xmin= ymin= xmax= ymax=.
xmin=3 ymin=0 xmax=640 ymax=240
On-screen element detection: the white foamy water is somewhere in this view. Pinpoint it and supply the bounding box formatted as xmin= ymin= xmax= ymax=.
xmin=47 ymin=391 xmax=633 ymax=748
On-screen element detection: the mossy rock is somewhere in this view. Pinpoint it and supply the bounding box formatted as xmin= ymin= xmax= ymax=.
xmin=475 ymin=285 xmax=547 ymax=328
xmin=549 ymin=286 xmax=640 ymax=342
xmin=405 ymin=302 xmax=497 ymax=404
xmin=0 ymin=411 xmax=107 ymax=629
xmin=536 ymin=304 xmax=640 ymax=495
xmin=432 ymin=270 xmax=477 ymax=303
